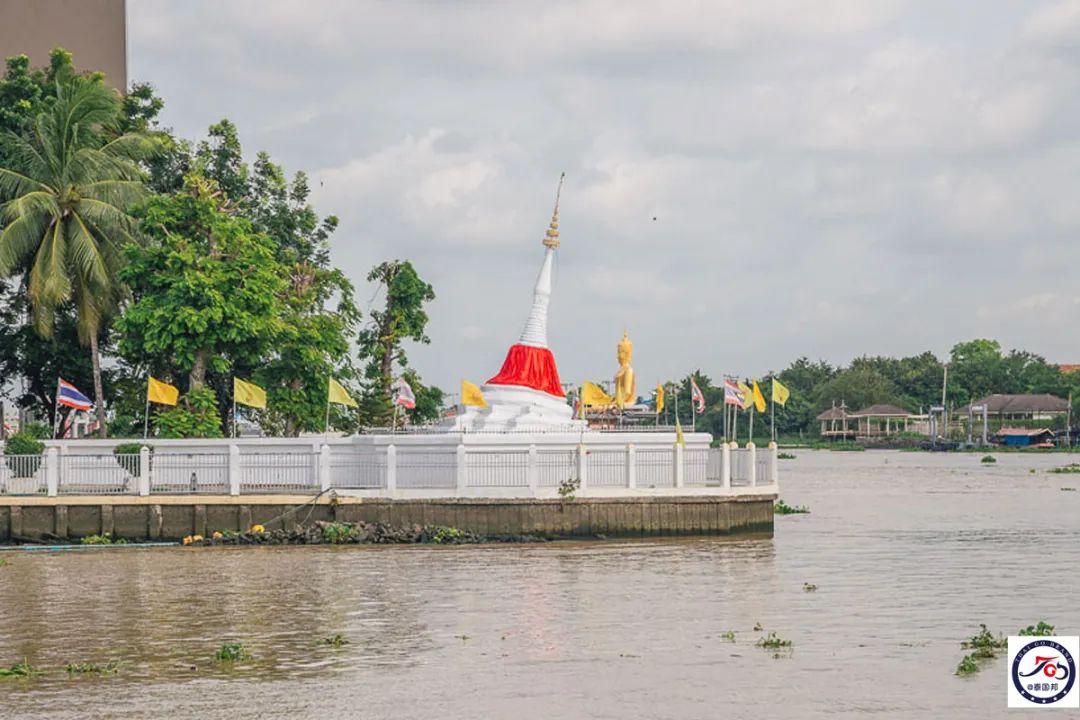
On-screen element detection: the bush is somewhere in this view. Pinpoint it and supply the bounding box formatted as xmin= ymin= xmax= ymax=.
xmin=154 ymin=387 xmax=224 ymax=438
xmin=112 ymin=442 xmax=150 ymax=477
xmin=3 ymin=432 xmax=45 ymax=478
xmin=21 ymin=422 xmax=52 ymax=440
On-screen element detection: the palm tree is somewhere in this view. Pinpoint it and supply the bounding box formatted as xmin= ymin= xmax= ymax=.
xmin=0 ymin=74 xmax=155 ymax=437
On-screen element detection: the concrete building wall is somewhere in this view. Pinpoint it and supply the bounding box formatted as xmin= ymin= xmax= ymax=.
xmin=0 ymin=0 xmax=126 ymax=90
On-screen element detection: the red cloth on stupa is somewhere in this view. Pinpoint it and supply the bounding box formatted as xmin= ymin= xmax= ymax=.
xmin=486 ymin=344 xmax=565 ymax=397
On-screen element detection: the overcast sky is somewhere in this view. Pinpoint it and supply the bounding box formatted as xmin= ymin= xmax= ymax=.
xmin=128 ymin=0 xmax=1080 ymax=392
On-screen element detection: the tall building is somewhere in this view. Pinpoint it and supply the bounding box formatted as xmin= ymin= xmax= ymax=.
xmin=0 ymin=0 xmax=126 ymax=90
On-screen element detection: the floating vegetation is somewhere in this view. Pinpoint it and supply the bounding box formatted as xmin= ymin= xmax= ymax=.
xmin=980 ymin=455 xmax=996 ymax=464
xmin=214 ymin=643 xmax=251 ymax=663
xmin=186 ymin=521 xmax=540 ymax=546
xmin=756 ymin=632 xmax=793 ymax=651
xmin=65 ymin=660 xmax=121 ymax=674
xmin=1019 ymin=621 xmax=1055 ymax=636
xmin=777 ymin=452 xmax=796 ymax=460
xmin=0 ymin=558 xmax=7 ymax=567
xmin=774 ymin=499 xmax=810 ymax=515
xmin=802 ymin=583 xmax=818 ymax=593
xmin=955 ymin=622 xmax=1055 ymax=677
xmin=1049 ymin=464 xmax=1080 ymax=474
xmin=321 ymin=634 xmax=349 ymax=648
xmin=753 ymin=622 xmax=763 ymax=632
xmin=80 ymin=533 xmax=127 ymax=546
xmin=955 ymin=653 xmax=979 ymax=676
xmin=720 ymin=631 xmax=736 ymax=643
xmin=0 ymin=659 xmax=38 ymax=678
xmin=1062 ymin=487 xmax=1077 ymax=492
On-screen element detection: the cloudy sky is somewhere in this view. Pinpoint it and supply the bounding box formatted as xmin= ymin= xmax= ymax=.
xmin=128 ymin=0 xmax=1080 ymax=392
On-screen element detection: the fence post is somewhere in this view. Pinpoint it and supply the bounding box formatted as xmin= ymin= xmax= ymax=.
xmin=386 ymin=444 xmax=397 ymax=495
xmin=721 ymin=442 xmax=731 ymax=490
xmin=46 ymin=446 xmax=59 ymax=497
xmin=228 ymin=444 xmax=241 ymax=496
xmin=319 ymin=444 xmax=332 ymax=492
xmin=747 ymin=442 xmax=757 ymax=487
xmin=768 ymin=441 xmax=779 ymax=486
xmin=626 ymin=443 xmax=636 ymax=489
xmin=527 ymin=444 xmax=538 ymax=496
xmin=456 ymin=444 xmax=467 ymax=495
xmin=674 ymin=443 xmax=684 ymax=488
xmin=139 ymin=446 xmax=151 ymax=496
xmin=576 ymin=443 xmax=588 ymax=493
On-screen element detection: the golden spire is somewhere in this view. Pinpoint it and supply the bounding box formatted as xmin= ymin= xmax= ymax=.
xmin=543 ymin=172 xmax=565 ymax=248
xmin=619 ymin=328 xmax=633 ymax=356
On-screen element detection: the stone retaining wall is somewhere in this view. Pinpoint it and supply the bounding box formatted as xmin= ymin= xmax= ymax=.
xmin=0 ymin=494 xmax=775 ymax=541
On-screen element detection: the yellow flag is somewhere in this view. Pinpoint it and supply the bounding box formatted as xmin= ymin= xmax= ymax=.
xmin=234 ymin=377 xmax=267 ymax=409
xmin=461 ymin=380 xmax=487 ymax=407
xmin=772 ymin=378 xmax=790 ymax=407
xmin=581 ymin=381 xmax=614 ymax=407
xmin=328 ymin=378 xmax=357 ymax=408
xmin=147 ymin=376 xmax=179 ymax=406
xmin=675 ymin=416 xmax=685 ymax=446
xmin=737 ymin=381 xmax=753 ymax=410
xmin=655 ymin=383 xmax=664 ymax=414
xmin=752 ymin=380 xmax=766 ymax=413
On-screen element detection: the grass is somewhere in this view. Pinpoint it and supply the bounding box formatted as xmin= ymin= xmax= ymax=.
xmin=1049 ymin=464 xmax=1080 ymax=474
xmin=80 ymin=533 xmax=127 ymax=546
xmin=321 ymin=522 xmax=358 ymax=544
xmin=980 ymin=455 xmax=996 ymax=464
xmin=0 ymin=558 xmax=7 ymax=567
xmin=213 ymin=642 xmax=251 ymax=663
xmin=321 ymin=634 xmax=349 ymax=648
xmin=802 ymin=583 xmax=818 ymax=592
xmin=431 ymin=526 xmax=467 ymax=544
xmin=0 ymin=659 xmax=38 ymax=678
xmin=774 ymin=499 xmax=810 ymax=515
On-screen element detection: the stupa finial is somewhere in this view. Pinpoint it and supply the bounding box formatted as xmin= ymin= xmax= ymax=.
xmin=543 ymin=172 xmax=565 ymax=248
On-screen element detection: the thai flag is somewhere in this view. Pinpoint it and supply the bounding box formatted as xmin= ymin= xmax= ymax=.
xmin=691 ymin=378 xmax=706 ymax=414
xmin=57 ymin=378 xmax=93 ymax=411
xmin=723 ymin=379 xmax=743 ymax=407
xmin=392 ymin=378 xmax=416 ymax=409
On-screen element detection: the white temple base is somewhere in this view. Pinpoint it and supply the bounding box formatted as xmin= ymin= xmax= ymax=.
xmin=442 ymin=384 xmax=586 ymax=432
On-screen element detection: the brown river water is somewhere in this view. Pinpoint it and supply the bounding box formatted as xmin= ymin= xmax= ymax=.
xmin=1 ymin=450 xmax=1078 ymax=719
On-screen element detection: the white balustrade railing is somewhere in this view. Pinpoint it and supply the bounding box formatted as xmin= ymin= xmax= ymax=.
xmin=7 ymin=441 xmax=778 ymax=498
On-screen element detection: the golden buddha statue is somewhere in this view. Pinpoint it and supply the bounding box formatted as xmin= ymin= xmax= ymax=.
xmin=614 ymin=330 xmax=636 ymax=408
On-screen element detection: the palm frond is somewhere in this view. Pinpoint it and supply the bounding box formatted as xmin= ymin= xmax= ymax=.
xmin=0 ymin=211 xmax=51 ymax=275
xmin=28 ymin=220 xmax=71 ymax=336
xmin=68 ymin=211 xmax=110 ymax=292
xmin=80 ymin=180 xmax=147 ymax=211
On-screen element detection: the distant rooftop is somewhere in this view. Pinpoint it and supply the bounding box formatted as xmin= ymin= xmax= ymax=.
xmin=849 ymin=403 xmax=911 ymax=418
xmin=958 ymin=394 xmax=1068 ymax=414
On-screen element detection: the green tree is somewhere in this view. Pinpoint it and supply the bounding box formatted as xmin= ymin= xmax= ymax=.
xmin=357 ymin=260 xmax=437 ymax=426
xmin=116 ymin=176 xmax=286 ymax=434
xmin=0 ymin=71 xmax=155 ymax=437
xmin=813 ymin=366 xmax=901 ymax=415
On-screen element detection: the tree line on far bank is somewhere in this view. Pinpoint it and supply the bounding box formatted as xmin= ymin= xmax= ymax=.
xmin=0 ymin=49 xmax=442 ymax=438
xmin=660 ymin=338 xmax=1080 ymax=439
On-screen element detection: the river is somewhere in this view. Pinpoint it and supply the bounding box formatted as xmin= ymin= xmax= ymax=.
xmin=1 ymin=449 xmax=1077 ymax=719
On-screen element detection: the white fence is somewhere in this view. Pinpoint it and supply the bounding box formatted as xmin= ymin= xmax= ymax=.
xmin=0 ymin=442 xmax=778 ymax=498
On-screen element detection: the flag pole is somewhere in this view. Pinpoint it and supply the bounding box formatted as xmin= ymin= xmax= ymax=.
xmin=770 ymin=386 xmax=776 ymax=443
xmin=232 ymin=389 xmax=237 ymax=439
xmin=325 ymin=378 xmax=331 ymax=435
xmin=143 ymin=384 xmax=150 ymax=440
xmin=749 ymin=406 xmax=755 ymax=445
xmin=52 ymin=378 xmax=62 ymax=439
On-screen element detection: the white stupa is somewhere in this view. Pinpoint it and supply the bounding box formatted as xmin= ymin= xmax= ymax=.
xmin=447 ymin=175 xmax=585 ymax=432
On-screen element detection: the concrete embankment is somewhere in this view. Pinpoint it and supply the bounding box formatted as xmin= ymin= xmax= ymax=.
xmin=0 ymin=494 xmax=775 ymax=542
